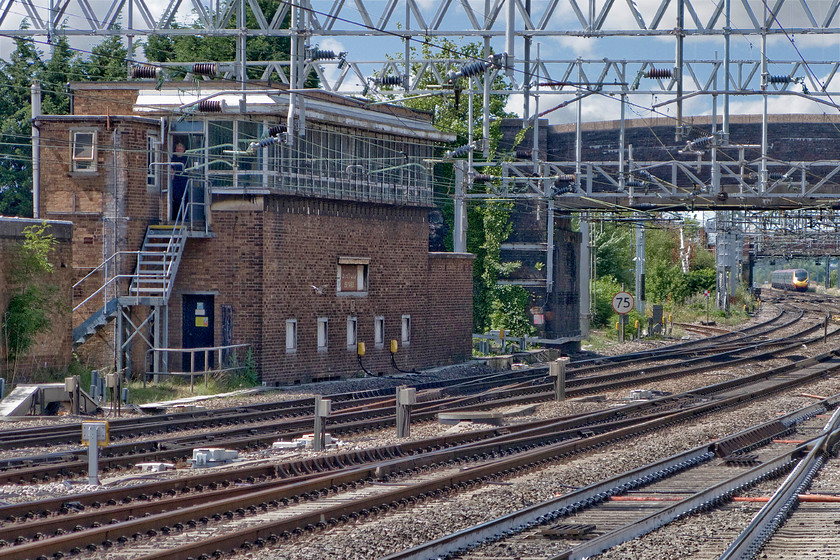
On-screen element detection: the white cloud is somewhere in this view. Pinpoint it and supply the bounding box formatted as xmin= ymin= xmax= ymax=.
xmin=315 ymin=38 xmax=349 ymax=88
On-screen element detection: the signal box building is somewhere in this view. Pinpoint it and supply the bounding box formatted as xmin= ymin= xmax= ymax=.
xmin=36 ymin=82 xmax=474 ymax=385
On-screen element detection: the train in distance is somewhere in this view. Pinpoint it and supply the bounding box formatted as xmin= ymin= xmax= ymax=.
xmin=770 ymin=268 xmax=809 ymax=292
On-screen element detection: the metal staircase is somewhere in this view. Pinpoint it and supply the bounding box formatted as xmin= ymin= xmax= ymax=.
xmin=125 ymin=224 xmax=187 ymax=305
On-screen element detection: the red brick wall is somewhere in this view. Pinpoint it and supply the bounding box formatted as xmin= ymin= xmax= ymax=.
xmin=73 ymin=88 xmax=139 ymax=117
xmin=169 ymin=208 xmax=265 ymax=373
xmin=170 ymin=195 xmax=474 ymax=385
xmin=0 ymin=218 xmax=73 ymax=377
xmin=423 ymin=253 xmax=475 ymax=365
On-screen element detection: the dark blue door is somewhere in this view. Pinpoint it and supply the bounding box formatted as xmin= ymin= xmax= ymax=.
xmin=183 ymin=294 xmax=214 ymax=371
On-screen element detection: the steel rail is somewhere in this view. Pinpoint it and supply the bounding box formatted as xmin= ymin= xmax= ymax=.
xmin=0 ymin=317 xmax=833 ymax=485
xmin=0 ymin=308 xmax=792 ymax=452
xmin=3 ymin=350 xmax=839 ymax=559
xmin=383 ymin=401 xmax=840 ymax=560
xmin=718 ymin=404 xmax=840 ymax=560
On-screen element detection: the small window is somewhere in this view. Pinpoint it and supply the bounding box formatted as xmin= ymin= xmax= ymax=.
xmin=346 ymin=316 xmax=357 ymax=349
xmin=71 ymin=131 xmax=96 ymax=172
xmin=401 ymin=315 xmax=411 ymax=345
xmin=285 ymin=319 xmax=297 ymax=353
xmin=337 ymin=257 xmax=370 ymax=294
xmin=317 ymin=317 xmax=328 ymax=351
xmin=374 ymin=316 xmax=385 ymax=348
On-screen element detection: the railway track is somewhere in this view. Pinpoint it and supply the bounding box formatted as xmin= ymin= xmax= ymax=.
xmin=0 ymin=309 xmax=829 ymax=486
xmin=2 ymin=317 xmax=840 ymax=560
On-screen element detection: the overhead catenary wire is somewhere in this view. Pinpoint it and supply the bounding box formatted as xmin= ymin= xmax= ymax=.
xmin=2 ymin=1 xmax=840 ymax=213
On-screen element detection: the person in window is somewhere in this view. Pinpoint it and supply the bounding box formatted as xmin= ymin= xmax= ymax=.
xmin=171 ymin=142 xmax=188 ymax=221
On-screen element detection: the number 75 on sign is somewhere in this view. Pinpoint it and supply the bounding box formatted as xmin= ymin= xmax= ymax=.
xmin=611 ymin=292 xmax=635 ymax=315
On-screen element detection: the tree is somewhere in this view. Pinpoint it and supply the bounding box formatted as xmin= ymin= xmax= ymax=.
xmin=0 ymin=34 xmax=42 ymax=218
xmin=142 ymin=0 xmax=315 ymax=85
xmin=83 ymin=36 xmax=129 ymax=81
xmin=40 ymin=36 xmax=82 ymax=115
xmin=2 ymin=222 xmax=59 ymax=377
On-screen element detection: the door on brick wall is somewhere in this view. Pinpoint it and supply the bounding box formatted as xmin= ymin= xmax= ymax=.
xmin=183 ymin=294 xmax=214 ymax=372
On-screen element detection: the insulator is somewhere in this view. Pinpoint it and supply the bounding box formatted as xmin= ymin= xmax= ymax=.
xmin=645 ymin=68 xmax=672 ymax=79
xmin=376 ymin=75 xmax=404 ymax=87
xmin=626 ymin=180 xmax=645 ymax=188
xmin=472 ymin=174 xmax=495 ymax=183
xmin=444 ymin=144 xmax=473 ymax=159
xmin=768 ymin=75 xmax=793 ymax=84
xmin=131 ymin=65 xmax=160 ymax=79
xmin=515 ymin=149 xmax=532 ymax=159
xmin=768 ymin=172 xmax=786 ymax=180
xmin=309 ymin=49 xmax=337 ymax=61
xmin=197 ymin=99 xmax=223 ymax=112
xmin=192 ymin=63 xmax=218 ymax=76
xmin=689 ymin=135 xmax=715 ymax=150
xmin=257 ymin=136 xmax=281 ymax=148
xmin=460 ymin=60 xmax=489 ymax=79
xmin=555 ymin=174 xmax=575 ymax=183
xmin=268 ymin=125 xmax=287 ymax=136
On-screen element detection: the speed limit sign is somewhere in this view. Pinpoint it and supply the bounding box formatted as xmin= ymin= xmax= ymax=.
xmin=612 ymin=292 xmax=635 ymax=314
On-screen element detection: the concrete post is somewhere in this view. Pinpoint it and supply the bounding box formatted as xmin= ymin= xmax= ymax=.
xmin=549 ymin=357 xmax=569 ymax=401
xmin=65 ymin=376 xmax=80 ymax=415
xmin=313 ymin=396 xmax=331 ymax=451
xmin=827 ymin=258 xmax=831 ymax=289
xmin=396 ymin=385 xmax=416 ymax=438
xmin=0 ymin=378 xmax=5 ymax=400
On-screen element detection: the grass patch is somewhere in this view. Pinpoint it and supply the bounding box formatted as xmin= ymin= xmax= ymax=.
xmin=127 ymin=378 xmax=225 ymax=404
xmin=581 ymin=332 xmax=612 ymax=351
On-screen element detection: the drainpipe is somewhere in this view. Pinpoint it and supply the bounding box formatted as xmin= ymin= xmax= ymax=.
xmin=31 ymin=80 xmax=41 ymax=218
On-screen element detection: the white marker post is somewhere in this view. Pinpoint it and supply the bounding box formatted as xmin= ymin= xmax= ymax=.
xmin=82 ymin=421 xmax=109 ymax=485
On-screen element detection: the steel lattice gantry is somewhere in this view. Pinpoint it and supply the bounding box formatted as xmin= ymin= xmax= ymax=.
xmin=11 ymin=0 xmax=840 ymax=209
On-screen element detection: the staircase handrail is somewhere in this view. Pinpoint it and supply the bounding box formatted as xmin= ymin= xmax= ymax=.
xmin=72 ymin=252 xmax=144 ymax=312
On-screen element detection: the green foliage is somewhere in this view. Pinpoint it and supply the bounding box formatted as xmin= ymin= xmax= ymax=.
xmin=594 ymin=223 xmax=633 ymax=286
xmin=2 ymin=222 xmax=58 ymax=365
xmin=83 ymin=36 xmax=129 ymax=81
xmin=593 ymin=276 xmax=622 ymax=328
xmin=0 ymin=34 xmax=41 ymax=217
xmin=221 ymin=348 xmax=259 ymax=389
xmin=143 ymin=0 xmax=313 ymax=84
xmin=490 ymin=285 xmax=535 ymax=337
xmin=594 ymin=219 xmax=718 ymax=309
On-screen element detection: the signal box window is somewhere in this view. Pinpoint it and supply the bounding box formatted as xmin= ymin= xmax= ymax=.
xmin=71 ymin=130 xmax=97 ymax=172
xmin=337 ymin=257 xmax=370 ymax=295
xmin=285 ymin=319 xmax=297 ymax=353
xmin=374 ymin=316 xmax=385 ymax=348
xmin=346 ymin=316 xmax=357 ymax=349
xmin=317 ymin=317 xmax=329 ymax=351
xmin=401 ymin=315 xmax=411 ymax=345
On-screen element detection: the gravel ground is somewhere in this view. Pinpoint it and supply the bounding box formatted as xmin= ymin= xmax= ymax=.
xmin=12 ymin=303 xmax=840 ymax=559
xmin=226 ymin=344 xmax=840 ymax=560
